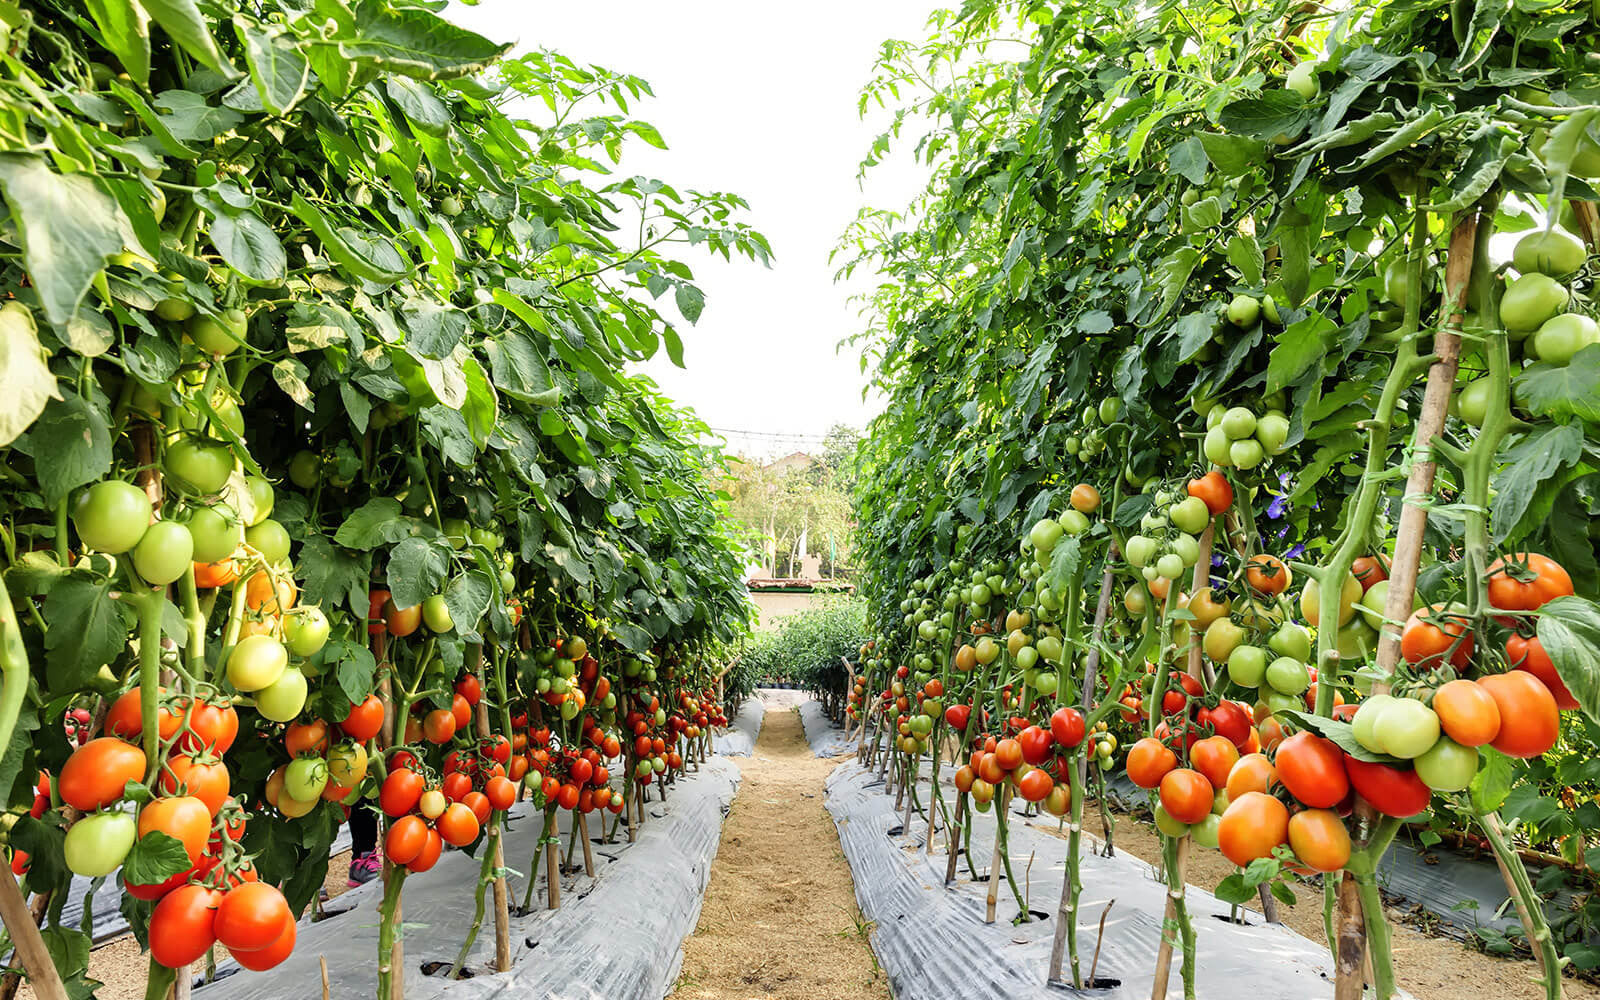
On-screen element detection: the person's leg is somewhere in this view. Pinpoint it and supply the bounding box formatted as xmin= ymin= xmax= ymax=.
xmin=347 ymin=806 xmax=381 ymax=886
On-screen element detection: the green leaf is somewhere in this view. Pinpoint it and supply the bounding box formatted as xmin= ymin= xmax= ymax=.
xmin=1490 ymin=422 xmax=1585 ymax=544
xmin=401 ymin=297 xmax=468 ymax=359
xmin=122 ymin=831 xmax=190 ymax=885
xmin=1169 ymin=137 xmax=1208 ymax=184
xmin=85 ymin=0 xmax=150 ymax=85
xmin=297 ymin=535 xmax=370 ymax=618
xmin=386 ymin=537 xmax=450 ymax=609
xmin=1276 ymin=710 xmax=1402 ymax=764
xmin=0 ymin=304 xmax=59 ymax=447
xmin=42 ymin=575 xmax=133 ymax=691
xmin=1154 ymin=248 xmax=1200 ymax=319
xmin=1536 ymin=595 xmax=1600 ymax=723
xmin=209 ymin=210 xmax=286 ymax=283
xmin=290 ymin=194 xmax=409 ymax=283
xmin=336 ymin=6 xmax=511 ymax=80
xmin=1218 ymin=91 xmax=1307 ymax=142
xmin=1514 ymin=346 xmax=1600 ymax=423
xmin=674 ymin=283 xmax=705 ymax=324
xmin=485 ymin=331 xmax=556 ymax=404
xmin=443 ymin=570 xmax=493 ymax=635
xmin=0 ymin=156 xmax=126 ymax=327
xmin=334 ymin=498 xmax=407 ymax=549
xmin=237 ymin=18 xmax=308 ymax=114
xmin=1227 ymin=235 xmax=1263 ymax=287
xmin=385 ymin=77 xmax=452 ymax=133
xmin=28 ymin=393 xmax=111 ymax=507
xmin=323 ymin=640 xmax=377 ymax=705
xmin=273 ymin=358 xmax=313 ymax=409
xmin=1197 ymin=133 xmax=1263 ymax=177
xmin=1469 ymin=747 xmax=1515 ymax=814
xmin=1266 ymin=313 xmax=1336 ymax=393
xmin=141 ymin=0 xmax=239 ymax=77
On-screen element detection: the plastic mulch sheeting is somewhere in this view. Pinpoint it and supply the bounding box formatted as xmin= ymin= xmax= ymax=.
xmin=711 ymin=696 xmax=762 ymax=756
xmin=797 ymin=699 xmax=862 ymax=758
xmin=825 ymin=760 xmax=1415 ymax=1000
xmin=196 ymin=756 xmax=740 ymax=1000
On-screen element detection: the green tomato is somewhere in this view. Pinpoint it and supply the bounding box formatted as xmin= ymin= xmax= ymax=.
xmin=186 ymin=308 xmax=248 ymax=356
xmin=1351 ymin=695 xmax=1396 ymax=753
xmin=283 ymin=607 xmax=330 ymax=657
xmin=1229 ymin=438 xmax=1265 ymax=470
xmin=1156 ymin=553 xmax=1185 ymax=580
xmin=245 ymin=519 xmax=291 ymax=565
xmin=1269 ymin=623 xmax=1313 ymax=662
xmin=1336 ymin=618 xmax=1377 ymax=661
xmin=1060 ymin=510 xmax=1090 ymax=535
xmin=1098 ymin=397 xmax=1122 ymax=423
xmin=1227 ymin=294 xmax=1261 ymax=328
xmin=442 ymin=518 xmax=471 ymax=550
xmin=1286 ymin=61 xmax=1319 ymax=99
xmin=1212 ymin=789 xmax=1230 ymax=815
xmin=1532 ymin=312 xmax=1600 ymax=365
xmin=1220 ymin=407 xmax=1257 ymax=440
xmin=1203 ymin=619 xmax=1246 ymax=662
xmin=1170 ymin=533 xmax=1201 ymax=567
xmin=499 ymin=569 xmax=516 ymax=591
xmin=1358 ymin=580 xmax=1418 ymax=628
xmin=1265 ymin=656 xmax=1310 ymax=695
xmin=285 ymin=756 xmax=329 ymax=801
xmin=1384 ymin=257 xmax=1430 ymax=309
xmin=423 ymin=594 xmax=454 ymax=633
xmin=1036 ymin=635 xmax=1063 ymax=662
xmin=1454 ymin=378 xmax=1492 ymax=428
xmin=1260 ymin=689 xmax=1302 ymax=716
xmin=1203 ymin=425 xmax=1233 ymax=466
xmin=132 ymin=520 xmax=194 ymax=585
xmin=1261 ymin=294 xmax=1281 ymax=325
xmin=227 ymin=635 xmax=288 ymax=692
xmin=469 ymin=527 xmax=501 ymax=550
xmin=1414 ymin=736 xmax=1477 ymax=791
xmin=1376 ymin=698 xmax=1440 ymax=759
xmin=64 ymin=811 xmax=136 ymax=878
xmin=154 ymin=296 xmax=195 ymax=322
xmin=1169 ymin=496 xmax=1210 ymax=534
xmin=1499 ymin=273 xmax=1568 ymax=336
xmin=1034 ymin=671 xmax=1059 ymax=696
xmin=1030 ymin=518 xmax=1063 ymax=552
xmin=1191 ymin=813 xmax=1222 ymax=849
xmin=1153 ymin=804 xmax=1190 ymax=838
xmin=1225 ymin=645 xmax=1268 ymax=687
xmin=72 ymin=481 xmax=152 ymax=555
xmin=1512 ymin=229 xmax=1585 ymax=279
xmin=243 ymin=476 xmax=275 ymax=526
xmin=185 ymin=506 xmax=241 ymax=563
xmin=1254 ymin=412 xmax=1290 ymax=455
xmin=288 ymin=450 xmax=321 ymax=489
xmin=1124 ymin=535 xmax=1159 ymax=569
xmin=165 ymin=437 xmax=234 ymax=495
xmin=1015 ymin=645 xmax=1039 ymax=670
xmin=255 ymin=666 xmax=308 ymax=722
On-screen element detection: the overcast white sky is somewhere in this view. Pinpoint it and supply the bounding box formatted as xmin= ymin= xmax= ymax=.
xmin=447 ymin=1 xmax=943 ymax=459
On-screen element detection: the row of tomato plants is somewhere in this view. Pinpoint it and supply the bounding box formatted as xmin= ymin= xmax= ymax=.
xmin=842 ymin=0 xmax=1600 ymax=996
xmin=0 ymin=0 xmax=762 ymax=997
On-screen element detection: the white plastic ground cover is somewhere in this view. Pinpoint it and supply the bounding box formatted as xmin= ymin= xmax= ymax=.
xmin=712 ymin=696 xmax=762 ymax=756
xmin=797 ymin=698 xmax=862 ymax=758
xmin=195 ymin=757 xmax=740 ymax=1000
xmin=825 ymin=760 xmax=1412 ymax=1000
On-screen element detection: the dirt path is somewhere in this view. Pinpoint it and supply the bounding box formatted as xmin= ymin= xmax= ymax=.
xmin=673 ymin=704 xmax=887 ymax=1000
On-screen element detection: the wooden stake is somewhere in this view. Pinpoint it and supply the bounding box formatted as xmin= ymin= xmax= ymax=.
xmin=944 ymin=792 xmax=966 ymax=884
xmin=1149 ymin=836 xmax=1191 ymax=1000
xmin=985 ymin=787 xmax=1009 ymax=923
xmin=320 ymin=956 xmax=331 ymax=1000
xmin=545 ymin=809 xmax=561 ymax=910
xmin=576 ymin=809 xmax=596 ymax=877
xmin=1334 ymin=874 xmax=1366 ymax=1000
xmin=0 ymin=864 xmax=65 ymax=1000
xmin=474 ymin=698 xmax=511 ymax=972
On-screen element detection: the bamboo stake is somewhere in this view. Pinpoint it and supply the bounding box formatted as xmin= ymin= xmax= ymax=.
xmin=473 ymin=699 xmax=511 ymax=972
xmin=984 ymin=786 xmax=1009 ymax=923
xmin=0 ymin=889 xmax=51 ymax=1000
xmin=546 ymin=809 xmax=561 ymax=910
xmin=944 ymin=791 xmax=966 ymax=884
xmin=321 ymin=956 xmax=331 ymax=1000
xmin=0 ymin=865 xmax=65 ymax=1000
xmin=576 ymin=810 xmax=596 ymax=877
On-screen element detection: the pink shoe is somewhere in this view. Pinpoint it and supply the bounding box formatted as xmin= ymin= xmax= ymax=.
xmin=347 ymin=850 xmax=383 ymax=887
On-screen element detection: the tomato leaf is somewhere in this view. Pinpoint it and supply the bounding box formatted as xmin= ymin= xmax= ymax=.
xmin=0 ymin=315 xmax=66 ymax=451
xmin=0 ymin=156 xmax=127 ymax=328
xmin=1490 ymin=422 xmax=1585 ymax=544
xmin=237 ymin=19 xmax=309 ymax=114
xmin=121 ymin=831 xmax=190 ymax=885
xmin=1469 ymin=746 xmax=1515 ymax=814
xmin=42 ymin=575 xmax=133 ymax=691
xmin=336 ymin=5 xmax=511 ymax=80
xmin=140 ymin=0 xmax=239 ymax=78
xmin=1536 ymin=596 xmax=1600 ymax=723
xmin=83 ymin=0 xmax=151 ymax=85
xmin=1514 ymin=347 xmax=1600 ymax=424
xmin=209 ymin=210 xmax=286 ymax=284
xmin=1218 ymin=91 xmax=1307 ymax=142
xmin=387 ymin=537 xmax=450 ymax=609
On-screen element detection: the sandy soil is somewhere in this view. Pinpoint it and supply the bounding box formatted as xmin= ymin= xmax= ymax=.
xmin=1057 ymin=799 xmax=1600 ymax=1000
xmin=673 ymin=705 xmax=887 ymax=1000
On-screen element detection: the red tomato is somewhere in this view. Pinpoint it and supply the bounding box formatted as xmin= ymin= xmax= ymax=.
xmin=1187 ymin=470 xmax=1234 ymax=516
xmin=463 ymin=791 xmax=491 ymax=824
xmin=1399 ymin=605 xmax=1474 ymax=671
xmin=385 ymin=815 xmax=428 ymax=865
xmin=1125 ymin=737 xmax=1178 ymax=789
xmin=1218 ymin=792 xmax=1289 ymax=867
xmin=1048 ymin=707 xmax=1085 ymax=748
xmin=451 ymin=693 xmax=472 ymax=731
xmin=485 ymin=776 xmax=516 ymax=811
xmin=438 ymin=803 xmax=480 ymax=846
xmin=1016 ymin=767 xmax=1054 ymax=803
xmin=139 ymin=796 xmax=212 ymax=865
xmin=159 ymin=753 xmax=230 ymax=816
xmin=1017 ymin=726 xmax=1054 ymax=766
xmin=1273 ymin=732 xmax=1349 ymax=809
xmin=1505 ymin=634 xmax=1578 ymax=711
xmin=1159 ymin=768 xmax=1214 ymax=825
xmin=1199 ymin=701 xmax=1252 ymax=749
xmin=340 ymin=695 xmax=386 ymax=742
xmin=455 ymin=675 xmax=482 ymax=707
xmin=1344 ymin=758 xmax=1431 ymax=818
xmin=1486 ymin=553 xmax=1573 ymax=625
xmin=408 ymin=829 xmax=443 ymax=873
xmin=424 ymin=709 xmax=457 ymax=744
xmin=149 ymin=884 xmax=223 ymax=968
xmin=1478 ymin=672 xmax=1560 ymax=758
xmin=232 ymin=919 xmax=296 ymax=971
xmin=213 ymin=883 xmax=292 ymax=953
xmin=104 ymin=688 xmax=182 ymax=742
xmin=380 ymin=769 xmax=424 ymax=817
xmin=60 ymin=738 xmax=146 ymax=812
xmin=1190 ymin=736 xmax=1239 ymax=791
xmin=441 ymin=772 xmax=472 ymax=803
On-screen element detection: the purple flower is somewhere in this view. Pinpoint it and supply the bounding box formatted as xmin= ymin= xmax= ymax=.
xmin=1285 ymin=543 xmax=1307 ymax=559
xmin=1266 ymin=495 xmax=1289 ymax=520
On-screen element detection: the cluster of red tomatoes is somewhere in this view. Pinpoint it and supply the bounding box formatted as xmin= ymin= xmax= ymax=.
xmin=951 ymin=707 xmax=1092 ymax=816
xmin=526 ymin=722 xmax=620 ymax=814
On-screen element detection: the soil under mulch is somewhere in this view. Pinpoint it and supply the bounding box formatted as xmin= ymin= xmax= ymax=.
xmin=672 ymin=704 xmax=887 ymax=1000
xmin=1051 ymin=799 xmax=1600 ymax=1000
